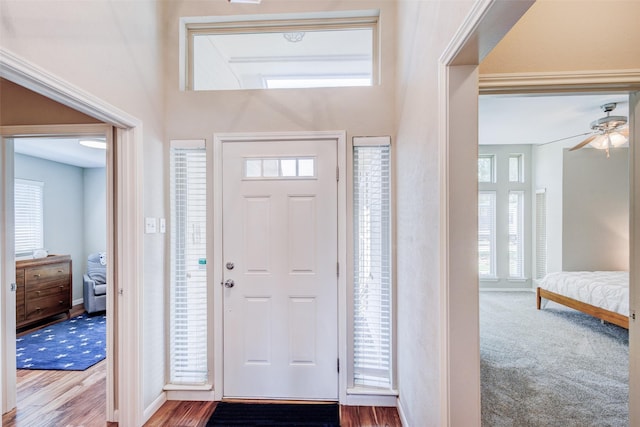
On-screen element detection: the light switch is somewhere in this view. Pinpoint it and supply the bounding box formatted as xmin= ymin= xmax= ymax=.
xmin=145 ymin=217 xmax=157 ymax=234
xmin=159 ymin=218 xmax=166 ymax=233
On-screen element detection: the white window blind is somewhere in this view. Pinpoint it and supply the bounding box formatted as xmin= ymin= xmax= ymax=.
xmin=14 ymin=179 xmax=44 ymax=256
xmin=478 ymin=191 xmax=496 ymax=278
xmin=508 ymin=191 xmax=524 ymax=278
xmin=535 ymin=190 xmax=547 ymax=279
xmin=169 ymin=140 xmax=208 ymax=385
xmin=353 ymin=142 xmax=392 ymax=389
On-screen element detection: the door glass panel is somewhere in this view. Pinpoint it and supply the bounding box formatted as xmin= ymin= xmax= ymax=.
xmin=281 ymin=159 xmax=297 ymax=177
xmin=298 ymin=158 xmax=315 ymax=177
xmin=263 ymin=159 xmax=279 ymax=177
xmin=246 ymin=159 xmax=262 ymax=178
xmin=243 ymin=157 xmax=316 ymax=179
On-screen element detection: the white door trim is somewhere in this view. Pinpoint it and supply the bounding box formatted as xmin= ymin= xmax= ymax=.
xmin=437 ymin=1 xmax=534 ymax=425
xmin=439 ymin=1 xmax=640 ymax=425
xmin=0 ymin=47 xmax=144 ymax=426
xmin=0 ymin=124 xmax=115 ymax=415
xmin=213 ymin=131 xmax=347 ymax=402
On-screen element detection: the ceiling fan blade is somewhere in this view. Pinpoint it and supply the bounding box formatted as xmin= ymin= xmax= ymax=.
xmin=538 ymin=131 xmax=593 ymax=146
xmin=569 ymin=134 xmax=598 ymax=151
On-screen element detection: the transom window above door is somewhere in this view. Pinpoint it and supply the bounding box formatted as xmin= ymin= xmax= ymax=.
xmin=182 ymin=10 xmax=379 ymax=91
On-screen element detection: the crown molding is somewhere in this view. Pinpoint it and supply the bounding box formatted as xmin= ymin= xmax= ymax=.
xmin=479 ymin=69 xmax=640 ymax=94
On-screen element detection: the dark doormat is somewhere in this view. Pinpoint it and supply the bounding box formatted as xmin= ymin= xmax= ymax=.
xmin=206 ymin=402 xmax=340 ymax=426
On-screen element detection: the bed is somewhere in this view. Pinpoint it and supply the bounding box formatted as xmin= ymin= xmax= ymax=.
xmin=536 ymin=271 xmax=629 ymax=329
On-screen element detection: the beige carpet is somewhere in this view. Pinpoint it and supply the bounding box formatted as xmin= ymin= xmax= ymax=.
xmin=480 ymin=291 xmax=628 ymax=427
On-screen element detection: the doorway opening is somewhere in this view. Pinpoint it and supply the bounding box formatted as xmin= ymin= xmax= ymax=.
xmin=478 ymin=91 xmax=631 ymax=425
xmin=12 ymin=134 xmax=109 ymax=423
xmin=1 ymin=49 xmax=145 ymax=425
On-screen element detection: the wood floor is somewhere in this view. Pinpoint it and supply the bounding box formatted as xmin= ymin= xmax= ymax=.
xmin=143 ymin=401 xmax=402 ymax=427
xmin=4 ymin=305 xmax=401 ymax=427
xmin=4 ymin=360 xmax=401 ymax=427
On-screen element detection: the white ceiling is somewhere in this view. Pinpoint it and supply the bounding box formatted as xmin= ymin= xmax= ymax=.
xmin=480 ymin=93 xmax=629 ymax=146
xmin=14 ymin=137 xmax=106 ymax=168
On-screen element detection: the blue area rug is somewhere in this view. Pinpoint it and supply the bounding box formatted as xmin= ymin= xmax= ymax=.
xmin=16 ymin=313 xmax=106 ymax=371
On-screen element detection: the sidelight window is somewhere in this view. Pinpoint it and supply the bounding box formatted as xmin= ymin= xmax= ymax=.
xmin=352 ymin=137 xmax=392 ymax=389
xmin=169 ymin=140 xmax=208 ymax=385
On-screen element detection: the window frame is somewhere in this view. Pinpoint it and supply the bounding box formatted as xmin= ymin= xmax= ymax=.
xmin=509 ymin=153 xmax=524 ymax=183
xmin=348 ymin=135 xmax=396 ymax=395
xmin=166 ymin=139 xmax=210 ymax=389
xmin=478 ymin=154 xmax=496 ymax=183
xmin=181 ymin=11 xmax=380 ymax=91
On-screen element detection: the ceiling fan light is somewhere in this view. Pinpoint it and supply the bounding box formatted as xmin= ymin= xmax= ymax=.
xmin=608 ymin=131 xmax=628 ymax=147
xmin=589 ymin=134 xmax=609 ymax=150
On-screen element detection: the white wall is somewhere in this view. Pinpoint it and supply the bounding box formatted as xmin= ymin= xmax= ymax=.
xmin=162 ymin=0 xmax=396 ymax=405
xmin=533 ymin=142 xmax=565 ymax=274
xmin=163 ymin=1 xmax=396 ymax=138
xmin=394 ymin=1 xmax=476 ymax=425
xmin=14 ymin=153 xmax=85 ymax=301
xmin=83 ymin=168 xmax=107 ymax=258
xmin=534 ymin=144 xmax=630 ymax=274
xmin=562 ymin=147 xmax=629 ymax=271
xmin=1 ymin=0 xmax=166 ymax=415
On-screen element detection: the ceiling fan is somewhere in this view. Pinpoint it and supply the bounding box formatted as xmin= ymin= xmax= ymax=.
xmin=566 ymin=102 xmax=629 ymax=157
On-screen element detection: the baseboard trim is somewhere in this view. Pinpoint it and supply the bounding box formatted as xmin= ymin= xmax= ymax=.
xmin=143 ymin=392 xmax=166 ymax=425
xmin=342 ymin=392 xmax=397 ymax=407
xmin=73 ymin=298 xmax=84 ymax=307
xmin=397 ymin=397 xmax=408 ymax=427
xmin=480 ymin=288 xmax=535 ymax=292
xmin=166 ymin=389 xmax=217 ymax=401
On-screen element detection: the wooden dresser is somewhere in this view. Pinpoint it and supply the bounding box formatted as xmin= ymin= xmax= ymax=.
xmin=16 ymin=255 xmax=72 ymax=328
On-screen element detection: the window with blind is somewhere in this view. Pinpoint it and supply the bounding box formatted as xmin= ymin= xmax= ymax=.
xmin=508 ymin=191 xmax=524 ymax=278
xmin=535 ymin=190 xmax=547 ymax=279
xmin=478 ymin=191 xmax=496 ymax=278
xmin=14 ymin=179 xmax=44 ymax=257
xmin=352 ymin=140 xmax=392 ymax=389
xmin=169 ymin=140 xmax=208 ymax=385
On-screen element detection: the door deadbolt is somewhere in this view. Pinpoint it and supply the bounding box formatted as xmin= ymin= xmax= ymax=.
xmin=226 ymin=262 xmax=235 ymax=270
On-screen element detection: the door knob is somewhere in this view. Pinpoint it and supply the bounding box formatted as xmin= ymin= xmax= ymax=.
xmin=224 ymin=279 xmax=235 ymax=288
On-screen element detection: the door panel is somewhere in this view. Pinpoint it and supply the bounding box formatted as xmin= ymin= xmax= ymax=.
xmin=222 ymin=139 xmax=338 ymax=400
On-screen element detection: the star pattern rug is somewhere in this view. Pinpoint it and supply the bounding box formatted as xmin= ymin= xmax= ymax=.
xmin=16 ymin=313 xmax=106 ymax=371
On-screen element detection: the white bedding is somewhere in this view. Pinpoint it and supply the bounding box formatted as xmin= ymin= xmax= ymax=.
xmin=538 ymin=271 xmax=629 ymax=316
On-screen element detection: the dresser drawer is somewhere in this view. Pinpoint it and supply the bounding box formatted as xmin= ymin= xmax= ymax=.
xmin=25 ymin=294 xmax=71 ymax=322
xmin=26 ymin=282 xmax=70 ymax=300
xmin=25 ymin=263 xmax=70 ymax=288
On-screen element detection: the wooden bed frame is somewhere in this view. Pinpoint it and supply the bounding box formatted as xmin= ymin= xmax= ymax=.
xmin=536 ymin=287 xmax=629 ymax=329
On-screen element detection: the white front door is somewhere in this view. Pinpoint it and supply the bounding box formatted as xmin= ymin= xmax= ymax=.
xmin=222 ymin=138 xmax=338 ymax=400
